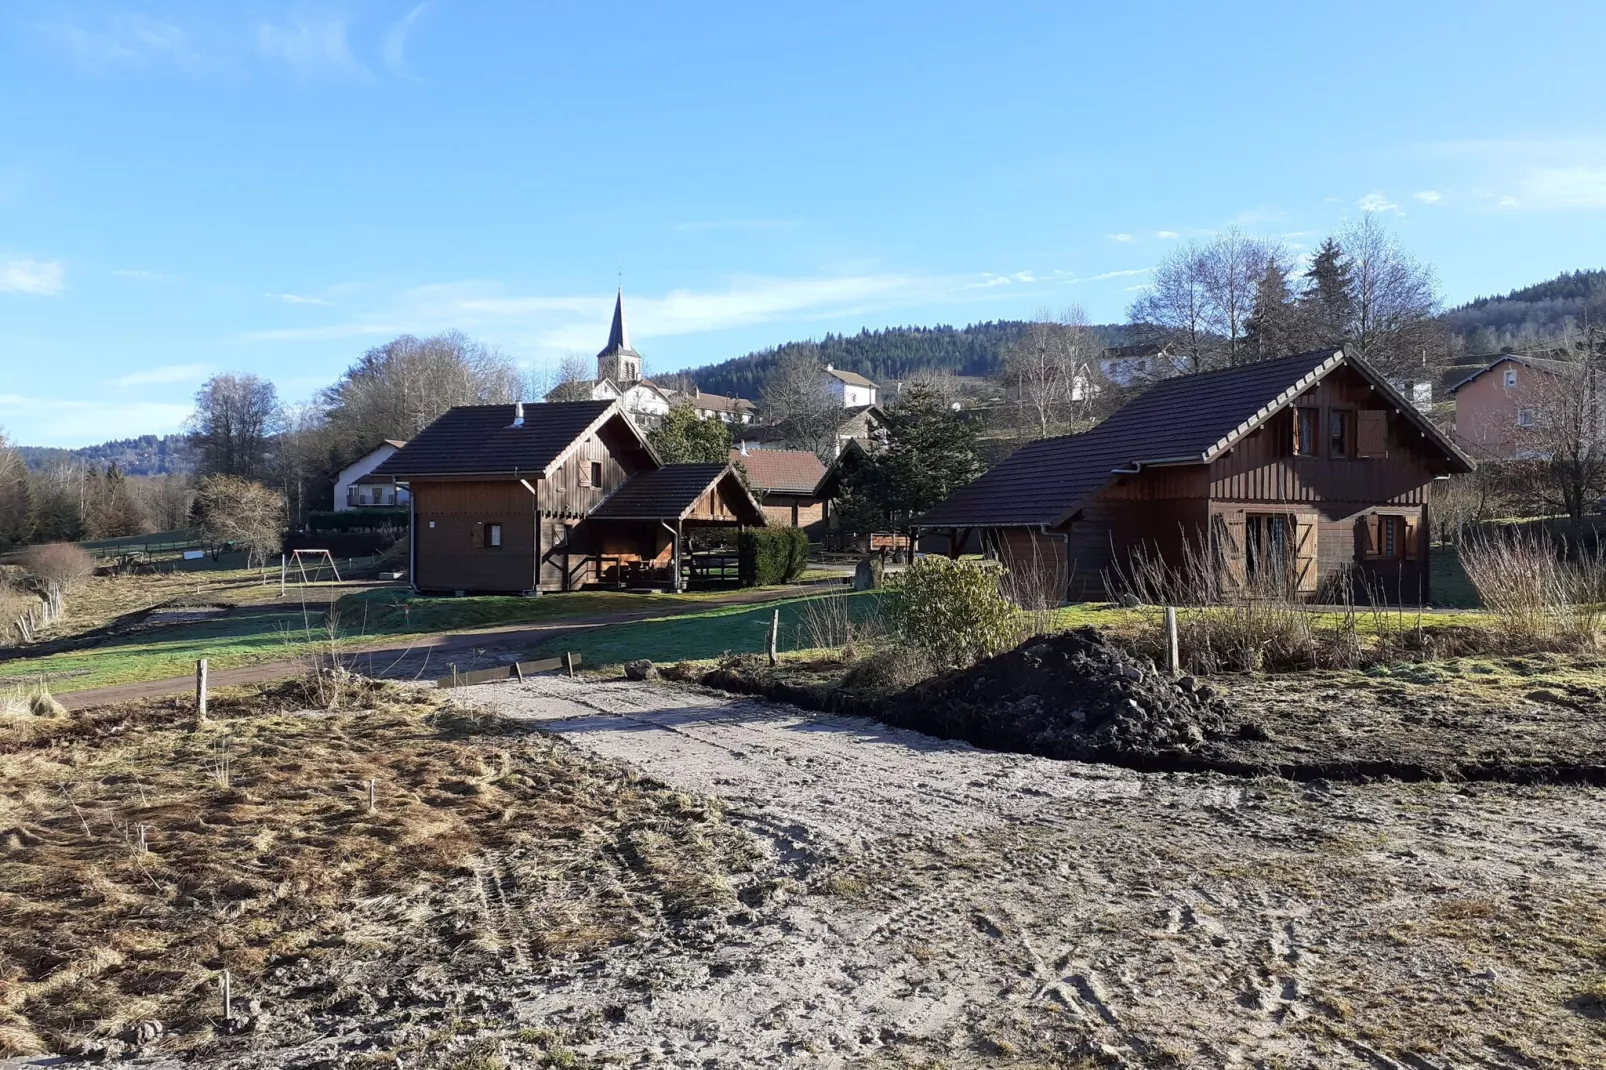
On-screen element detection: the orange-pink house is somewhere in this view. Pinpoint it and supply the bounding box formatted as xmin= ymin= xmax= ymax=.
xmin=1449 ymin=354 xmax=1574 ymax=458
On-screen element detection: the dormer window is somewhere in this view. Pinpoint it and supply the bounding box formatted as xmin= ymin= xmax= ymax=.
xmin=1504 ymin=368 xmax=1518 ymax=388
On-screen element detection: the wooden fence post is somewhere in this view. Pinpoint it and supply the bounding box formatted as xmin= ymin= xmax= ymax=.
xmin=279 ymin=554 xmax=286 ymax=597
xmin=1164 ymin=607 xmax=1179 ymax=676
xmin=768 ymin=608 xmax=779 ymax=667
xmin=562 ymin=651 xmax=575 ymax=677
xmin=196 ymin=659 xmax=209 ymax=721
xmin=367 ymin=777 xmax=376 ymax=813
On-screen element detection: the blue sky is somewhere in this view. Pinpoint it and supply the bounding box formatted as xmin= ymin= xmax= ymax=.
xmin=3 ymin=1 xmax=1606 ymax=447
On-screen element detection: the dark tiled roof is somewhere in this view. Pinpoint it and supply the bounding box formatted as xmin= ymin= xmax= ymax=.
xmin=590 ymin=463 xmax=764 ymax=523
xmin=917 ymin=348 xmax=1470 ymax=529
xmin=732 ymin=449 xmax=825 ymax=495
xmin=370 ymin=401 xmax=617 ymax=478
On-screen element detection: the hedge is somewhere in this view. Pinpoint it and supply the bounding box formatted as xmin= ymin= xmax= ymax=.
xmin=281 ymin=531 xmax=400 ymax=558
xmin=307 ymin=509 xmax=409 ymax=533
xmin=738 ymin=528 xmax=810 ymax=587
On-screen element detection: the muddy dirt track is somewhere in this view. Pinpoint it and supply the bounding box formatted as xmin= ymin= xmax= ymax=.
xmin=107 ymin=673 xmax=1601 ymax=1070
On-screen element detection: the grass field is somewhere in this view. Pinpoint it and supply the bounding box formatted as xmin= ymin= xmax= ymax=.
xmin=0 ymin=586 xmax=816 ymax=693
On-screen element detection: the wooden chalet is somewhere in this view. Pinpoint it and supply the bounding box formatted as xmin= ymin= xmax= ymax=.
xmin=914 ymin=348 xmax=1474 ymax=604
xmin=731 ymin=447 xmax=828 ymax=529
xmin=367 ymin=400 xmax=765 ymax=593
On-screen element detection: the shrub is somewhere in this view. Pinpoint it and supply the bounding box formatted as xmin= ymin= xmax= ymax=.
xmin=738 ymin=528 xmax=810 ymax=587
xmin=19 ymin=542 xmax=95 ymax=594
xmin=886 ymin=556 xmax=1019 ymax=669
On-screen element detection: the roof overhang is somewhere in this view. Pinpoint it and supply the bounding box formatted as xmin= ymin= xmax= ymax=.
xmin=542 ymin=400 xmax=662 ymax=477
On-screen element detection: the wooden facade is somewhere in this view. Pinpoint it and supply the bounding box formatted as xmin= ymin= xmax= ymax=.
xmin=925 ymin=360 xmax=1466 ymax=605
xmin=403 ymin=408 xmax=764 ymax=594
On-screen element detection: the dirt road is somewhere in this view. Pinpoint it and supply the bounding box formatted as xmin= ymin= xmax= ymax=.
xmin=445 ymin=675 xmax=1606 ymax=1069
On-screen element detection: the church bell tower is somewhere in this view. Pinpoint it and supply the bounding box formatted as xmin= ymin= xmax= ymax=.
xmin=596 ymin=288 xmax=643 ymax=384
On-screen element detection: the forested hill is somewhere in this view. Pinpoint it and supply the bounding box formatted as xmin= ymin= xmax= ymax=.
xmin=1441 ymin=268 xmax=1606 ymax=353
xmin=687 ymin=321 xmax=1130 ymax=399
xmin=18 ymin=434 xmax=194 ymax=476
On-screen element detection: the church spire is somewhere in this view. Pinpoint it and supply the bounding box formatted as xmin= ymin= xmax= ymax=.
xmin=605 ymin=288 xmax=629 ymax=353
xmin=596 ymin=287 xmax=643 ymax=384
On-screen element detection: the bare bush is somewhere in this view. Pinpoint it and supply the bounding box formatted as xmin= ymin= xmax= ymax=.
xmin=0 ymin=680 xmax=67 ymax=719
xmin=1460 ymin=529 xmax=1603 ymax=649
xmin=20 ymin=543 xmax=95 ymax=594
xmin=1108 ymin=534 xmax=1419 ymax=673
xmin=795 ymin=592 xmax=882 ymax=656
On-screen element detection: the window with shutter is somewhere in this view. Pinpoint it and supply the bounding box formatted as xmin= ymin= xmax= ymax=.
xmin=1294 ymin=408 xmax=1319 ymax=456
xmin=471 ymin=522 xmax=485 ymax=549
xmin=1357 ymin=410 xmax=1388 ymax=458
xmin=1403 ymin=516 xmax=1419 ymax=561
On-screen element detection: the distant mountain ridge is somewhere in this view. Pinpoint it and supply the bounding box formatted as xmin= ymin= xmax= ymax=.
xmin=685 ymin=320 xmax=1135 ymax=399
xmin=18 ymin=434 xmax=194 ymax=476
xmin=1440 ymin=268 xmax=1606 ymax=353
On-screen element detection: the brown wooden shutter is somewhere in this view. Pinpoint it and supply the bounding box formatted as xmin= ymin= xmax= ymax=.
xmin=1357 ymin=410 xmax=1388 ymax=458
xmin=1221 ymin=515 xmax=1246 ymax=588
xmin=1404 ymin=516 xmax=1419 ymax=561
xmin=471 ymin=521 xmax=485 ymax=549
xmin=1295 ymin=515 xmax=1320 ymax=593
xmin=1357 ymin=514 xmax=1379 ymax=558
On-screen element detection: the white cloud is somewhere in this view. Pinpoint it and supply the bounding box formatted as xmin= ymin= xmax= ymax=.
xmin=0 ymin=258 xmax=65 ymax=295
xmin=1518 ymin=167 xmax=1606 ymax=209
xmin=256 ymin=9 xmax=365 ymax=77
xmin=1108 ymin=233 xmax=1133 ymax=243
xmin=382 ymin=4 xmax=427 ymax=75
xmin=0 ymin=395 xmax=192 ymax=445
xmin=1498 ymin=195 xmax=1520 ymax=208
xmin=1089 ymin=268 xmax=1150 ymax=281
xmin=1413 ymin=190 xmax=1443 ymax=204
xmin=239 ymin=272 xmax=1010 ymax=353
xmin=270 ymin=292 xmax=336 ymax=306
xmin=1012 ymin=271 xmax=1035 ymax=283
xmin=113 ymin=364 xmax=211 ymax=387
xmin=39 ymin=13 xmax=207 ymax=73
xmin=1153 ymin=230 xmax=1180 ymax=240
xmin=1357 ymin=191 xmax=1402 ymax=214
xmin=113 ymin=268 xmax=179 ymax=282
xmin=1122 ymin=283 xmax=1152 ymax=292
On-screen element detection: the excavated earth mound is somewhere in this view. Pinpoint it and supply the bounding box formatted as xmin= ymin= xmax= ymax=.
xmin=888 ymin=626 xmax=1241 ymax=762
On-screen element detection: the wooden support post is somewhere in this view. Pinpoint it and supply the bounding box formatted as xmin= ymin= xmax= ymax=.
xmin=562 ymin=651 xmax=575 ymax=677
xmin=221 ymin=969 xmax=232 ymax=1019
xmin=195 ymin=659 xmax=208 ymax=721
xmin=1164 ymin=607 xmax=1179 ymax=676
xmin=279 ymin=554 xmax=286 ymax=597
xmin=768 ymin=608 xmax=779 ymax=666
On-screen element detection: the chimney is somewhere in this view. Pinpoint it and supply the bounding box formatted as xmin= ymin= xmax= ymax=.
xmin=825 ymin=363 xmax=834 ymax=372
xmin=508 ymin=401 xmax=525 ymax=429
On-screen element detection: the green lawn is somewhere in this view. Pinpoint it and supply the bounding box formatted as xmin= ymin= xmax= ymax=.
xmin=0 ymin=588 xmax=747 ymax=693
xmin=532 ymin=591 xmax=888 ymax=668
xmin=1429 ymin=544 xmax=1482 ymax=609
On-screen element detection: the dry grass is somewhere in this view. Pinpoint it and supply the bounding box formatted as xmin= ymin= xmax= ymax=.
xmin=1460 ymin=529 xmax=1605 ymax=651
xmin=0 ymin=681 xmax=750 ymax=1057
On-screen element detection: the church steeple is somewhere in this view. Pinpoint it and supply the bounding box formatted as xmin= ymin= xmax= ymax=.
xmin=596 ymin=288 xmax=643 ymax=384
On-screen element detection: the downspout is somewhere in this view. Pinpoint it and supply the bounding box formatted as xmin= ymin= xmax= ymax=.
xmin=1040 ymin=522 xmax=1072 ymax=604
xmin=407 ymin=483 xmax=418 ymax=592
xmin=659 ymin=519 xmax=681 ymax=592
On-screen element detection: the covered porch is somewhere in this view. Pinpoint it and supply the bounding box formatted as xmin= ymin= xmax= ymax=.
xmin=567 ymin=463 xmax=766 ymax=592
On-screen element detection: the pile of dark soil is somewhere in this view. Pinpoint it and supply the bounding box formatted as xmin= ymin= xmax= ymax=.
xmin=886 ymin=627 xmax=1241 ymax=762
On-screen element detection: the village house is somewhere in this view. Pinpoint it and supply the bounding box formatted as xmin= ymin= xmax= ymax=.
xmin=915 ymin=348 xmax=1473 ymax=604
xmin=824 ymin=365 xmax=879 ymax=406
xmin=1448 ymin=352 xmax=1591 ymax=459
xmin=366 ymin=399 xmax=764 ymax=593
xmin=732 ymin=445 xmax=828 ymax=529
xmin=334 ymin=440 xmax=410 ymax=510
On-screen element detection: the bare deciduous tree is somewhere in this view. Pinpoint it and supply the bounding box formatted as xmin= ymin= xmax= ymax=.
xmin=1130 ymin=231 xmax=1283 ymax=372
xmin=761 ymin=345 xmax=844 ymax=458
xmin=0 ymin=429 xmax=29 ymax=551
xmin=193 ymin=475 xmax=285 ymax=567
xmin=323 ymin=331 xmax=524 ymax=455
xmin=189 ymin=373 xmax=284 ymax=479
xmin=542 ymin=352 xmax=598 ymax=402
xmin=998 ymin=306 xmax=1103 ymax=440
xmin=1514 ymin=345 xmax=1606 ymax=521
xmin=1339 ymin=213 xmax=1442 ymax=375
